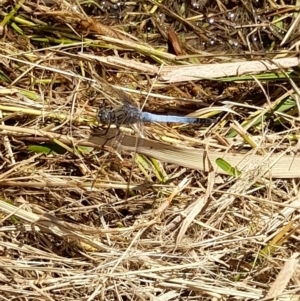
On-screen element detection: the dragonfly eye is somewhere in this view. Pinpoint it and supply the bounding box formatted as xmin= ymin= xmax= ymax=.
xmin=98 ymin=108 xmax=113 ymax=125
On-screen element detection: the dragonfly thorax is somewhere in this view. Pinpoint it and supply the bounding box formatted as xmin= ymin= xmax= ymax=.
xmin=98 ymin=104 xmax=141 ymax=126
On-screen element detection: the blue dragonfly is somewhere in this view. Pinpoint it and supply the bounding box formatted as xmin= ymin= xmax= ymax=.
xmin=97 ymin=80 xmax=216 ymax=129
xmin=93 ymin=79 xmax=216 ymax=195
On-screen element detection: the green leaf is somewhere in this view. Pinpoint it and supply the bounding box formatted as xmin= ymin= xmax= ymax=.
xmin=216 ymin=158 xmax=241 ymax=177
xmin=27 ymin=143 xmax=67 ymax=155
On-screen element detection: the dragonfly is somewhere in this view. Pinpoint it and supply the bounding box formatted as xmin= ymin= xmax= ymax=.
xmin=93 ymin=79 xmax=215 ymax=195
xmin=97 ymin=81 xmax=216 ymax=130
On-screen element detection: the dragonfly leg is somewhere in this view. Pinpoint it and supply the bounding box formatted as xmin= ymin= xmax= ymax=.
xmin=100 ymin=124 xmax=110 ymax=136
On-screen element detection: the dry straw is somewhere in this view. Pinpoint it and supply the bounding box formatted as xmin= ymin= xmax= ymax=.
xmin=0 ymin=0 xmax=299 ymax=300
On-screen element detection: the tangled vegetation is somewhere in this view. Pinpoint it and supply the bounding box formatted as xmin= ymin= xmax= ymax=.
xmin=0 ymin=0 xmax=299 ymax=300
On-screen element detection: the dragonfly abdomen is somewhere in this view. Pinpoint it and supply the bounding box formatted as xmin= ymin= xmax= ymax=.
xmin=141 ymin=112 xmax=215 ymax=124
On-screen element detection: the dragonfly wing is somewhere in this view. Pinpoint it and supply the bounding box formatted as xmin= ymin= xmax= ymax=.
xmin=97 ymin=77 xmax=135 ymax=105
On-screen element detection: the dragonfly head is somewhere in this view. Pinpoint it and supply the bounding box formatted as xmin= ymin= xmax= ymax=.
xmin=98 ymin=108 xmax=113 ymax=125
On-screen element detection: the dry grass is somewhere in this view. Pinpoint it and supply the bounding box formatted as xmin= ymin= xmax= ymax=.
xmin=0 ymin=0 xmax=299 ymax=300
